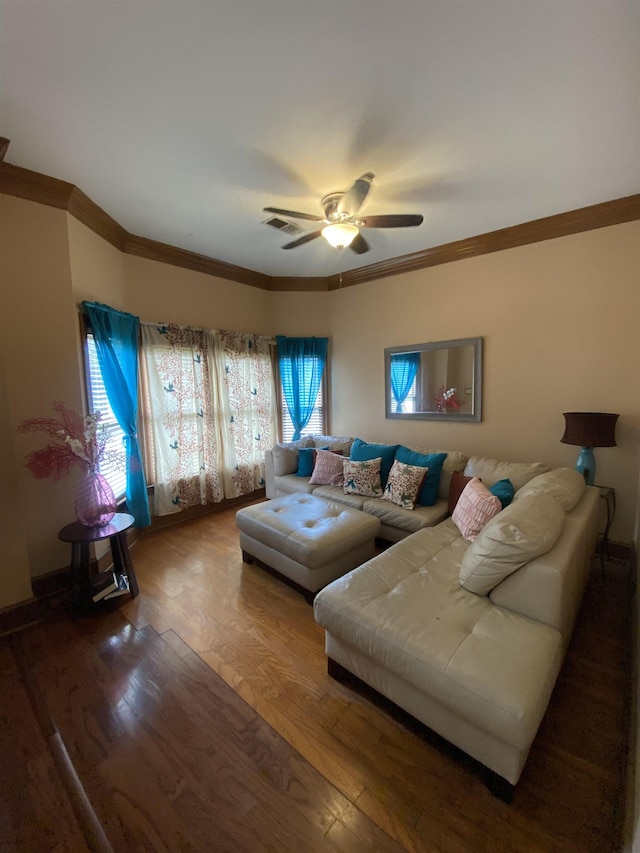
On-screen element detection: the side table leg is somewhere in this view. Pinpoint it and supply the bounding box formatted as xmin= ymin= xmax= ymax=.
xmin=111 ymin=533 xmax=139 ymax=598
xmin=70 ymin=541 xmax=91 ymax=610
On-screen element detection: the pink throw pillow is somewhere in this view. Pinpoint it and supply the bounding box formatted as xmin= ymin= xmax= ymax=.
xmin=309 ymin=449 xmax=345 ymax=486
xmin=452 ymin=478 xmax=502 ymax=541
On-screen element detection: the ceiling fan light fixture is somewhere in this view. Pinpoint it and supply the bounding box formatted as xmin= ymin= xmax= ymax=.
xmin=321 ymin=222 xmax=359 ymax=249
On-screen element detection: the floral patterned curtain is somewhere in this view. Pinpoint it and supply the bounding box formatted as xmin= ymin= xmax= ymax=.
xmin=140 ymin=323 xmax=277 ymax=515
xmin=140 ymin=323 xmax=222 ymax=515
xmin=211 ymin=330 xmax=277 ymax=499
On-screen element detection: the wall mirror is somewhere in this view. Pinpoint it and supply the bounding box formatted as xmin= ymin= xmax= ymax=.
xmin=384 ymin=337 xmax=483 ymax=422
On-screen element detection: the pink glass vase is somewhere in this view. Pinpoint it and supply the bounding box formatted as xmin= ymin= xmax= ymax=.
xmin=74 ymin=469 xmax=117 ymax=527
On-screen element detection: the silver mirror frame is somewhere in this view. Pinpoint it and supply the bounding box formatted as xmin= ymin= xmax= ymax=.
xmin=384 ymin=336 xmax=483 ymax=422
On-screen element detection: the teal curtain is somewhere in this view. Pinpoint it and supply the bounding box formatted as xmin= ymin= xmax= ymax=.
xmin=276 ymin=336 xmax=328 ymax=440
xmin=82 ymin=301 xmax=151 ymax=527
xmin=390 ymin=352 xmax=419 ymax=413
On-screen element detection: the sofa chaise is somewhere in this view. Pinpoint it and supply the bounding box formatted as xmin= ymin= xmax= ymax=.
xmin=313 ymin=462 xmax=600 ymax=793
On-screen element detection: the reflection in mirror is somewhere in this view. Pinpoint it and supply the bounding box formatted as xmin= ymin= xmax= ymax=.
xmin=385 ymin=337 xmax=483 ymax=422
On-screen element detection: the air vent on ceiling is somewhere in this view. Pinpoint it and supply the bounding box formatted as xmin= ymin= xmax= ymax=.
xmin=262 ymin=216 xmax=303 ymax=236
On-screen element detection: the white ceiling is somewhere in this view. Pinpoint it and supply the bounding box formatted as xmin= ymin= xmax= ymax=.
xmin=1 ymin=1 xmax=638 ymax=279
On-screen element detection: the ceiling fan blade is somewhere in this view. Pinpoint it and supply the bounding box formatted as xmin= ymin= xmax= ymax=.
xmin=338 ymin=172 xmax=375 ymax=216
xmin=349 ymin=233 xmax=370 ymax=254
xmin=263 ymin=206 xmax=324 ymax=222
xmin=282 ymin=230 xmax=323 ymax=250
xmin=360 ymin=214 xmax=424 ymax=228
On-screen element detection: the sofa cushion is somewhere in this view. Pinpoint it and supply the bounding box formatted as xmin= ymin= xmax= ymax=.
xmin=344 ymin=457 xmax=383 ymax=497
xmin=382 ymin=460 xmax=429 ymax=510
xmin=459 ymin=493 xmax=565 ymax=595
xmin=272 ymin=437 xmax=314 ymax=476
xmin=311 ymin=435 xmax=354 ymax=455
xmin=395 ymin=446 xmax=447 ymax=507
xmin=448 ymin=471 xmax=474 ymax=514
xmin=363 ymin=497 xmax=450 ymax=535
xmin=312 ymin=485 xmax=368 ymax=510
xmin=273 ymin=474 xmax=316 ymax=496
xmin=464 ymin=456 xmax=550 ymax=491
xmin=513 ymin=467 xmax=586 ymax=512
xmin=309 ymin=449 xmax=345 ymax=486
xmin=350 ymin=438 xmax=399 ymax=487
xmin=452 ymin=478 xmax=502 ymax=541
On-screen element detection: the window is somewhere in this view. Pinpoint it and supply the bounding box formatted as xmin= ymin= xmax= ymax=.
xmin=85 ymin=333 xmax=127 ymax=499
xmin=280 ymin=376 xmax=326 ymax=442
xmin=276 ymin=337 xmax=329 ymax=442
xmin=402 ymin=376 xmax=417 ymax=413
xmin=139 ymin=324 xmax=275 ymax=514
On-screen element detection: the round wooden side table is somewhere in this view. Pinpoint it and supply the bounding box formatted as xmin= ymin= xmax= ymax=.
xmin=58 ymin=512 xmax=139 ymax=609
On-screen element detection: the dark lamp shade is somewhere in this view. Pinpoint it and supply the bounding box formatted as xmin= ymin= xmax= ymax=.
xmin=561 ymin=412 xmax=618 ymax=448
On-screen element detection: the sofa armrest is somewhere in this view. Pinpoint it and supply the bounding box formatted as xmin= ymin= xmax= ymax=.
xmin=489 ymin=487 xmax=599 ymax=644
xmin=265 ymin=449 xmax=276 ymax=499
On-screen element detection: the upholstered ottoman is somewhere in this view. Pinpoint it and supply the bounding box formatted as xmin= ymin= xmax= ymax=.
xmin=235 ymin=494 xmax=380 ymax=597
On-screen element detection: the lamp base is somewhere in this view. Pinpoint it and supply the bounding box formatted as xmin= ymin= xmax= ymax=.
xmin=575 ymin=446 xmax=596 ymax=485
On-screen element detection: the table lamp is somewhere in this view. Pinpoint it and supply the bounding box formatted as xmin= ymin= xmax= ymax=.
xmin=561 ymin=411 xmax=618 ymax=485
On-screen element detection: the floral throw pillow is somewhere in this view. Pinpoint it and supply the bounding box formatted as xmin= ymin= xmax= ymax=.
xmin=382 ymin=460 xmax=429 ymax=510
xmin=309 ymin=449 xmax=345 ymax=486
xmin=452 ymin=477 xmax=502 ymax=542
xmin=343 ymin=457 xmax=383 ymax=497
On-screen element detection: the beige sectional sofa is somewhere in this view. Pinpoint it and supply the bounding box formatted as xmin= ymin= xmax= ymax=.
xmin=313 ymin=464 xmax=600 ymax=794
xmin=265 ymin=437 xmax=600 ymax=793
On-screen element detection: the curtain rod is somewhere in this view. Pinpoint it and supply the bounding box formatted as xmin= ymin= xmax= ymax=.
xmin=139 ymin=319 xmax=275 ymax=344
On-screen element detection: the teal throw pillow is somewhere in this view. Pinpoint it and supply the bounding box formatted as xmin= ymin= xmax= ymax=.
xmin=296 ymin=446 xmax=328 ymax=477
xmin=395 ymin=447 xmax=447 ymax=506
xmin=350 ymin=438 xmax=399 ymax=487
xmin=296 ymin=447 xmax=316 ymax=477
xmin=489 ymin=478 xmax=515 ymax=508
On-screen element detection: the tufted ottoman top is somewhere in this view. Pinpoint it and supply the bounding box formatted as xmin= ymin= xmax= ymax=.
xmin=236 ymin=494 xmax=380 ymax=569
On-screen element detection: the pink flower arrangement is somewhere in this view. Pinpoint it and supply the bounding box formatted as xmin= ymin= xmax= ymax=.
xmin=17 ymin=401 xmax=112 ymax=481
xmin=435 ymin=386 xmax=461 ymax=413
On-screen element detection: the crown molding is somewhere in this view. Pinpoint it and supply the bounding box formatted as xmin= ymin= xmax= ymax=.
xmin=0 ymin=162 xmax=127 ymax=249
xmin=0 ymin=162 xmax=270 ymax=288
xmin=0 ymin=162 xmax=76 ymax=212
xmin=124 ymin=233 xmax=271 ymax=289
xmin=269 ymin=276 xmax=330 ymax=292
xmin=325 ymin=194 xmax=640 ymax=290
xmin=1 ymin=161 xmax=638 ymax=291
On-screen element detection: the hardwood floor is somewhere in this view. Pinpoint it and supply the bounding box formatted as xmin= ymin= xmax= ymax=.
xmin=1 ymin=502 xmax=632 ymax=852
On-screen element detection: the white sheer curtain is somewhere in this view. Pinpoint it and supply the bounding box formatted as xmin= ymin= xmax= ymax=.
xmin=212 ymin=330 xmax=278 ymax=498
xmin=141 ymin=323 xmax=222 ymax=515
xmin=140 ymin=323 xmax=276 ymax=515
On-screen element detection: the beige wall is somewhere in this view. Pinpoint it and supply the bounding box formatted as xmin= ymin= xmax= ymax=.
xmin=632 ymin=472 xmax=640 ymax=851
xmin=0 ymin=247 xmax=32 ymax=607
xmin=321 ymin=222 xmax=639 ymax=543
xmin=123 ymin=255 xmax=276 ymax=334
xmin=2 ymin=196 xmax=84 ymax=584
xmin=69 ymin=217 xmax=126 ymax=307
xmin=270 ymin=291 xmax=332 ymax=338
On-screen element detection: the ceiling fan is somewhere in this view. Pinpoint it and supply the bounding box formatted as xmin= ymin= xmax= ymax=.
xmin=263 ymin=172 xmax=423 ymax=254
